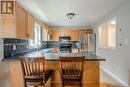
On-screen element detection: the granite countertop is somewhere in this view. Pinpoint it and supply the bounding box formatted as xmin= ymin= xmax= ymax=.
xmin=3 ymin=48 xmax=105 ymax=61
xmin=2 ymin=48 xmax=105 ymax=61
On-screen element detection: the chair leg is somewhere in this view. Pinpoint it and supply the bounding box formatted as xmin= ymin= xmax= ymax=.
xmin=24 ymin=84 xmax=27 ymax=87
xmin=80 ymin=82 xmax=82 ymax=87
xmin=24 ymin=82 xmax=27 ymax=87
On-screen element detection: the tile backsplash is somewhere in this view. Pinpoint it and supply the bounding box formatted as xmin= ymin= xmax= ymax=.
xmin=3 ymin=38 xmax=48 ymax=59
xmin=4 ymin=38 xmax=33 ymax=59
xmin=0 ymin=38 xmax=78 ymax=60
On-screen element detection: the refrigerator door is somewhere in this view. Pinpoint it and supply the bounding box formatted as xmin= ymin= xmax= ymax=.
xmin=88 ymin=34 xmax=96 ymax=54
xmin=79 ymin=34 xmax=88 ymax=52
xmin=78 ymin=34 xmax=96 ymax=53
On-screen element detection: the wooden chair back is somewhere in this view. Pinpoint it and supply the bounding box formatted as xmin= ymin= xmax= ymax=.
xmin=59 ymin=56 xmax=85 ymax=77
xmin=20 ymin=57 xmax=45 ymax=77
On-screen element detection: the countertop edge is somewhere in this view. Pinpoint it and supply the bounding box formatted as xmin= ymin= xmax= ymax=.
xmin=1 ymin=59 xmax=106 ymax=61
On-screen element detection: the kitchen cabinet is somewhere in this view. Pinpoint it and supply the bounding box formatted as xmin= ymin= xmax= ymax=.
xmin=51 ymin=29 xmax=73 ymax=41
xmin=39 ymin=61 xmax=99 ymax=87
xmin=0 ymin=16 xmax=16 ymax=38
xmin=16 ymin=3 xmax=35 ymax=39
xmin=16 ymin=5 xmax=27 ymax=38
xmin=51 ymin=29 xmax=93 ymax=41
xmin=26 ymin=12 xmax=34 ymax=39
xmin=0 ymin=61 xmax=10 ymax=87
xmin=0 ymin=2 xmax=34 ymax=39
xmin=79 ymin=29 xmax=93 ymax=34
xmin=71 ymin=30 xmax=79 ymax=41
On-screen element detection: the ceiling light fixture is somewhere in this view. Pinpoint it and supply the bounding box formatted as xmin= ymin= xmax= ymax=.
xmin=110 ymin=21 xmax=116 ymax=25
xmin=67 ymin=13 xmax=75 ymax=19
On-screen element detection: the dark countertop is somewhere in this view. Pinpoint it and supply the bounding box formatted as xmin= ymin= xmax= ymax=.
xmin=2 ymin=48 xmax=106 ymax=61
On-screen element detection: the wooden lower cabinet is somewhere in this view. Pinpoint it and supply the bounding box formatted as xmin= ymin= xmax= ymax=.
xmin=5 ymin=61 xmax=99 ymax=87
xmin=0 ymin=61 xmax=24 ymax=87
xmin=83 ymin=61 xmax=100 ymax=87
xmin=0 ymin=61 xmax=10 ymax=87
xmin=10 ymin=61 xmax=24 ymax=87
xmin=45 ymin=61 xmax=100 ymax=87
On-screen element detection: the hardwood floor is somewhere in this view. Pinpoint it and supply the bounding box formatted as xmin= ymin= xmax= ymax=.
xmin=100 ymin=83 xmax=109 ymax=87
xmin=100 ymin=83 xmax=124 ymax=87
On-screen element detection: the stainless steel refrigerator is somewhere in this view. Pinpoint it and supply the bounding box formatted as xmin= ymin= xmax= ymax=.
xmin=78 ymin=34 xmax=96 ymax=54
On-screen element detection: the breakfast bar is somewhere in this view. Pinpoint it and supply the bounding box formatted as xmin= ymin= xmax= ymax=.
xmin=1 ymin=48 xmax=105 ymax=87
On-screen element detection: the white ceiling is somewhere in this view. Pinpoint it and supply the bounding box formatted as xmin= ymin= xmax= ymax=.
xmin=16 ymin=0 xmax=127 ymax=27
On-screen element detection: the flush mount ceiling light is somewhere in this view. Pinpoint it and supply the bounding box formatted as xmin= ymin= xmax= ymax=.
xmin=67 ymin=13 xmax=75 ymax=19
xmin=110 ymin=21 xmax=116 ymax=25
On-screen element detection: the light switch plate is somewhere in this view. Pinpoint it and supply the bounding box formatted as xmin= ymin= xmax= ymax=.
xmin=124 ymin=39 xmax=128 ymax=44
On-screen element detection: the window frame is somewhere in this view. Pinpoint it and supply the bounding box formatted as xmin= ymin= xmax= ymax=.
xmin=98 ymin=17 xmax=117 ymax=49
xmin=29 ymin=23 xmax=42 ymax=48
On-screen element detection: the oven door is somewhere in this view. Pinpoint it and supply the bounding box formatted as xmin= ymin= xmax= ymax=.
xmin=60 ymin=44 xmax=72 ymax=53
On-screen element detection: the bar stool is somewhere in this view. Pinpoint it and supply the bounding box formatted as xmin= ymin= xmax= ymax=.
xmin=20 ymin=57 xmax=53 ymax=87
xmin=59 ymin=56 xmax=85 ymax=87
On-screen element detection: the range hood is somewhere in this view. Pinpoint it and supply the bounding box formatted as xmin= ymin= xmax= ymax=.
xmin=59 ymin=36 xmax=71 ymax=43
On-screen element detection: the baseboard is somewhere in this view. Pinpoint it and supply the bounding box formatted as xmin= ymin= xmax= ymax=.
xmin=101 ymin=66 xmax=129 ymax=87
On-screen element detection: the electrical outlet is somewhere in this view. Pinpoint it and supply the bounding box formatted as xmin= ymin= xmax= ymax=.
xmin=13 ymin=44 xmax=16 ymax=50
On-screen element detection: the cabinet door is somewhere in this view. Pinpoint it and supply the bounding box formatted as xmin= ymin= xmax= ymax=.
xmin=16 ymin=5 xmax=27 ymax=38
xmin=1 ymin=17 xmax=16 ymax=38
xmin=26 ymin=12 xmax=34 ymax=39
xmin=10 ymin=61 xmax=24 ymax=87
xmin=83 ymin=61 xmax=100 ymax=87
xmin=0 ymin=61 xmax=10 ymax=87
xmin=71 ymin=30 xmax=79 ymax=41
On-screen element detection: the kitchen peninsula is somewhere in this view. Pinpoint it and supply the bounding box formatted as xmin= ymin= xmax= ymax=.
xmin=1 ymin=48 xmax=105 ymax=87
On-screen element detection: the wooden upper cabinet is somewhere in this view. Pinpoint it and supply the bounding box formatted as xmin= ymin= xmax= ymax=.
xmin=16 ymin=5 xmax=27 ymax=38
xmin=79 ymin=29 xmax=93 ymax=34
xmin=15 ymin=4 xmax=34 ymax=39
xmin=0 ymin=17 xmax=16 ymax=38
xmin=26 ymin=12 xmax=34 ymax=39
xmin=71 ymin=30 xmax=79 ymax=41
xmin=51 ymin=29 xmax=93 ymax=41
xmin=0 ymin=2 xmax=46 ymax=39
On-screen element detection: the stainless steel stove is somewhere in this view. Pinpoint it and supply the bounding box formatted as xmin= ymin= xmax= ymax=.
xmin=59 ymin=36 xmax=72 ymax=53
xmin=60 ymin=44 xmax=72 ymax=53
